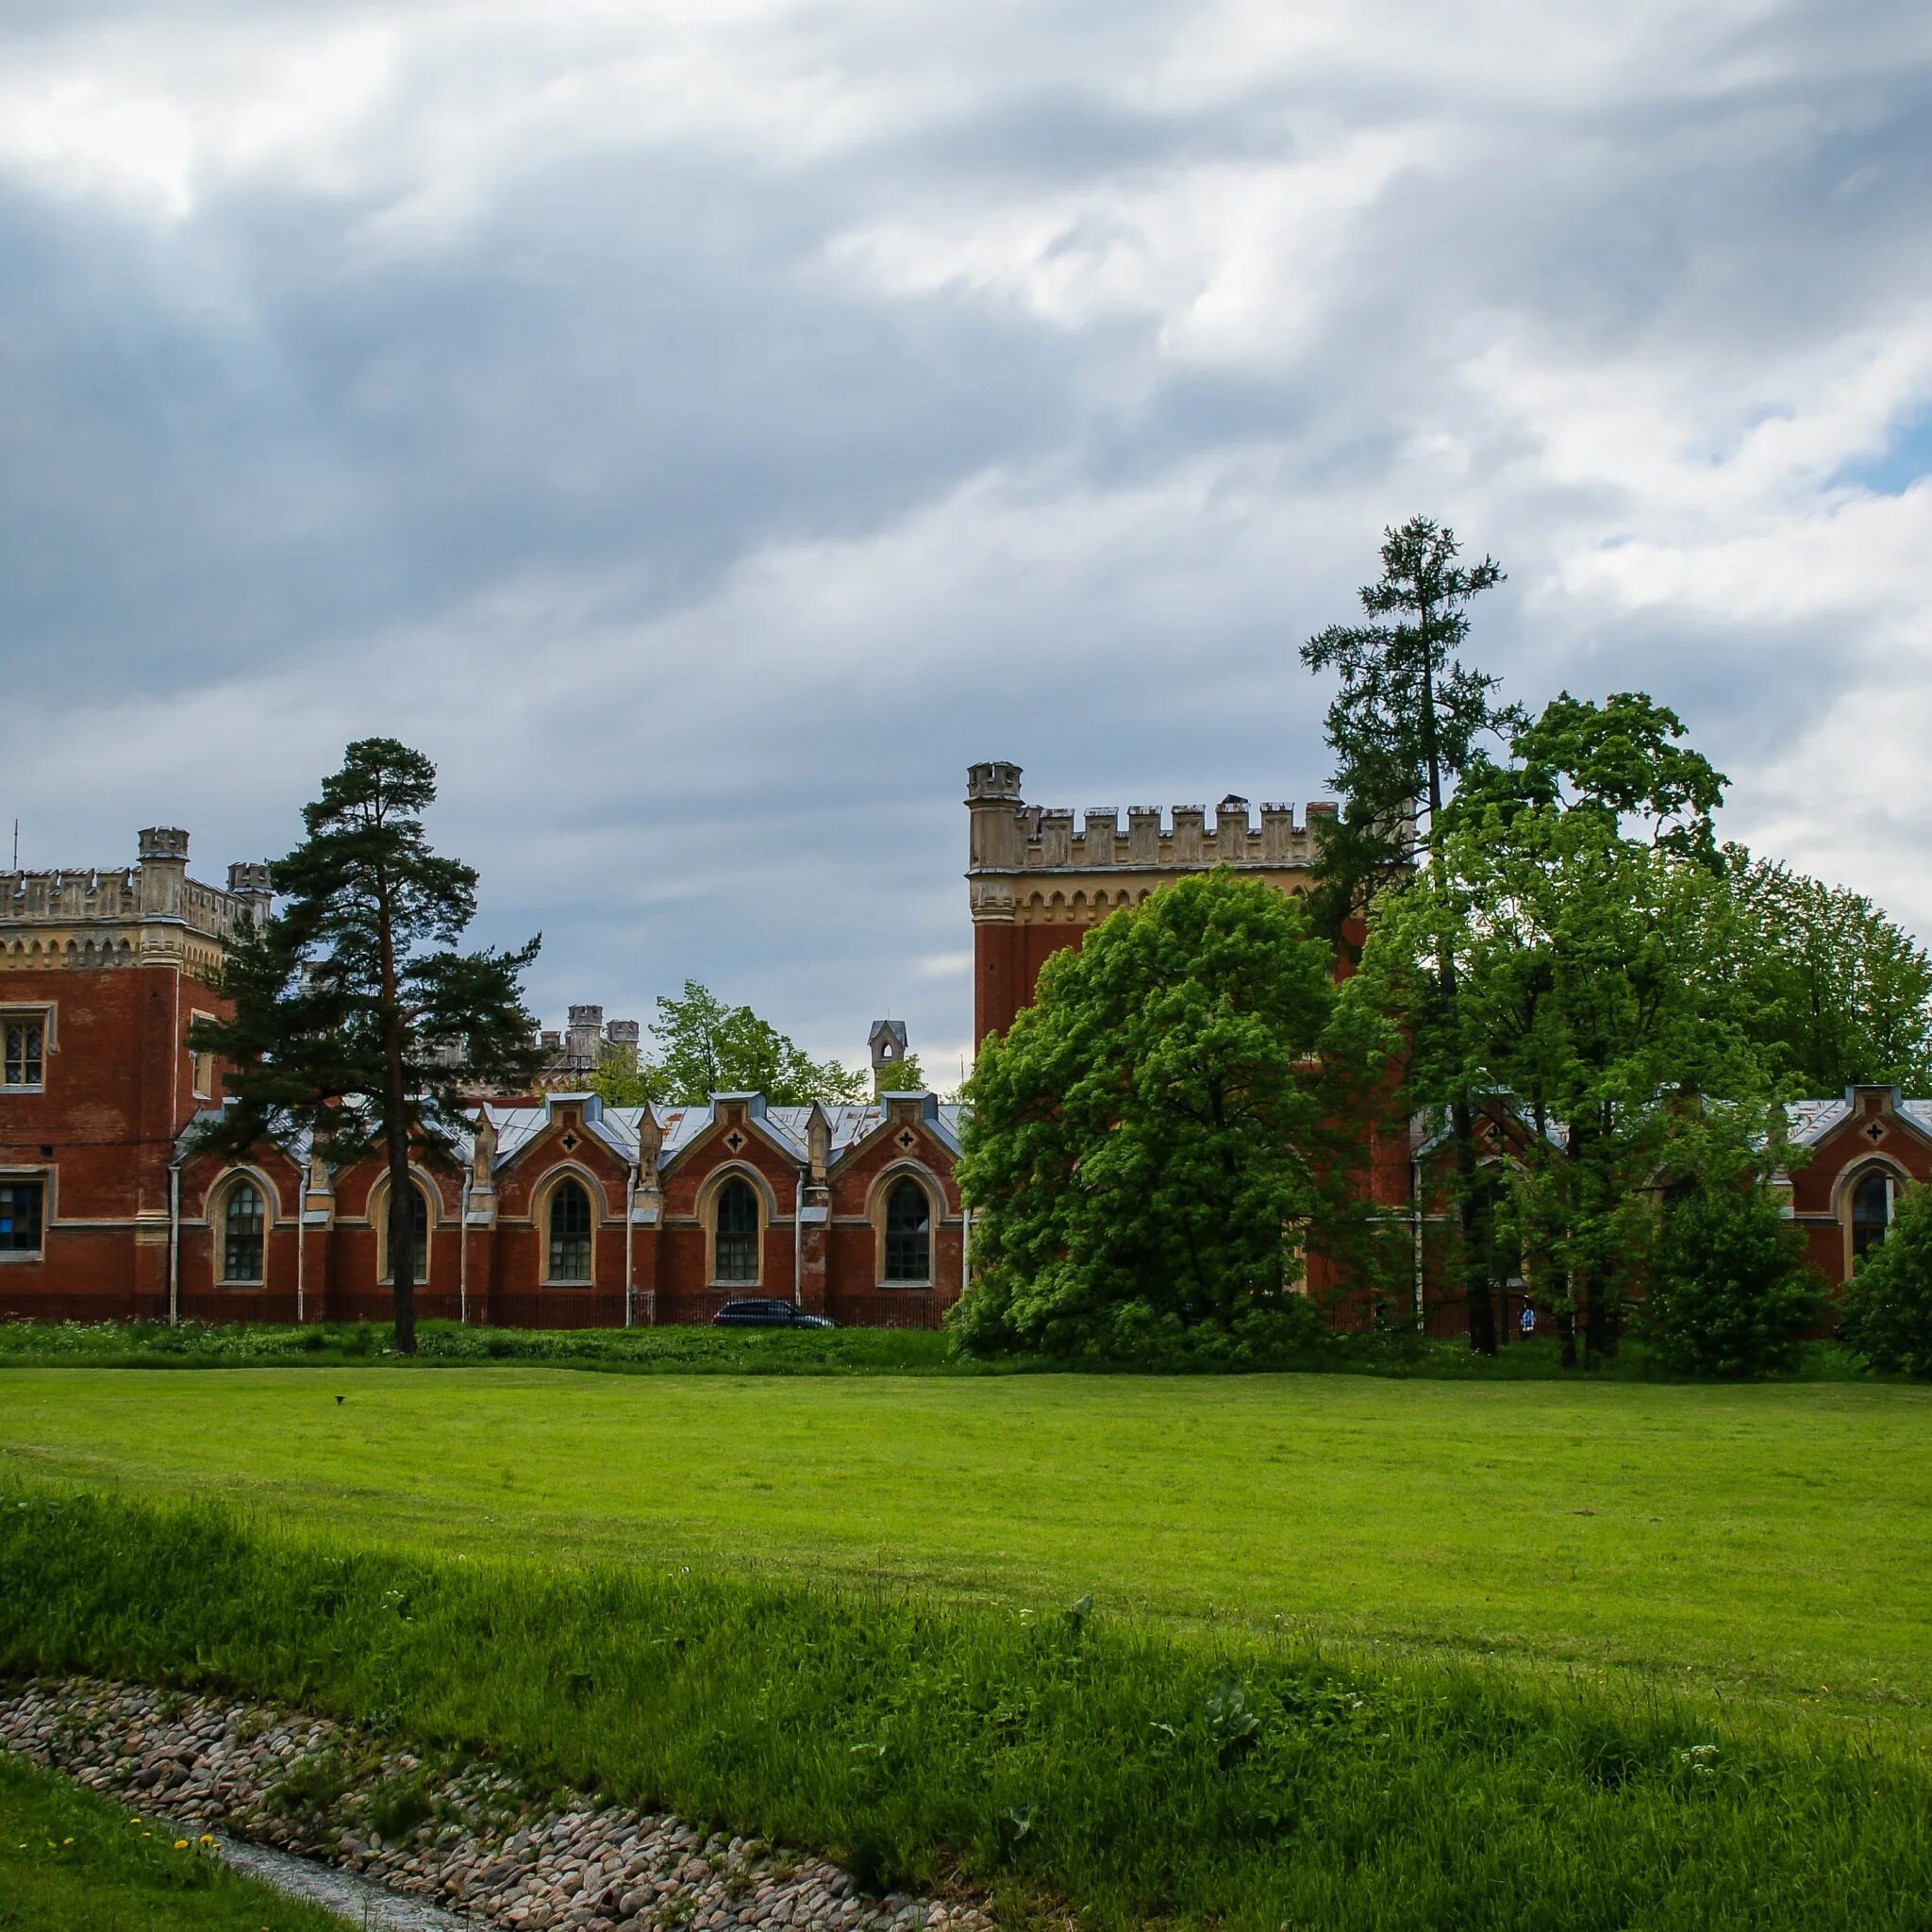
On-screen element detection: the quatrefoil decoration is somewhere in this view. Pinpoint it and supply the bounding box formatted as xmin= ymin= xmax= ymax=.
xmin=895 ymin=1128 xmax=918 ymax=1151
xmin=724 ymin=1128 xmax=746 ymax=1153
xmin=1866 ymin=1120 xmax=1889 ymax=1143
xmin=558 ymin=1130 xmax=579 ymax=1153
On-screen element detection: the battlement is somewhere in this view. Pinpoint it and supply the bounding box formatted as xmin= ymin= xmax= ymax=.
xmin=0 ymin=827 xmax=269 ymax=974
xmin=967 ymin=763 xmax=1335 ymax=874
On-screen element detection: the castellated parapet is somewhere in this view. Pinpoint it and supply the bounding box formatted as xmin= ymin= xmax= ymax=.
xmin=964 ymin=761 xmax=1334 ymax=1043
xmin=0 ymin=827 xmax=271 ymax=979
xmin=969 ymin=762 xmax=1334 ymax=876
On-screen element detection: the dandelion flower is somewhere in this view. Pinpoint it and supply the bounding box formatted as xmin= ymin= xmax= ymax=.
xmin=174 ymin=1839 xmax=189 ymax=1850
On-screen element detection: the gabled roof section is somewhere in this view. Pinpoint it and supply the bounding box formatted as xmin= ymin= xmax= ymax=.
xmin=172 ymin=1100 xmax=313 ymax=1171
xmin=480 ymin=1092 xmax=631 ymax=1173
xmin=1784 ymin=1091 xmax=1932 ymax=1149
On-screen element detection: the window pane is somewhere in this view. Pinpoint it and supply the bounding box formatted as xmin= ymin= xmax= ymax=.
xmin=549 ymin=1179 xmax=592 ymax=1283
xmin=223 ymin=1181 xmax=264 ymax=1284
xmin=1852 ymin=1170 xmax=1892 ymax=1263
xmin=884 ymin=1177 xmax=931 ymax=1284
xmin=0 ymin=1179 xmax=43 ymax=1254
xmin=384 ymin=1184 xmax=432 ymax=1284
xmin=4 ymin=1021 xmax=44 ymax=1086
xmin=715 ymin=1178 xmax=758 ymax=1284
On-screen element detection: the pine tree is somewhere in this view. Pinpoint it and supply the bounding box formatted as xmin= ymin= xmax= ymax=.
xmin=189 ymin=740 xmax=541 ymax=1354
xmin=1302 ymin=517 xmax=1519 ymax=1351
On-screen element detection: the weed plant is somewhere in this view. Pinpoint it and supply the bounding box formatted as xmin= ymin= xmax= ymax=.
xmin=1 ymin=1487 xmax=1926 ymax=1930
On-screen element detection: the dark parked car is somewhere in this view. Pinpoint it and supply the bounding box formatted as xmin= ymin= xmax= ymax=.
xmin=710 ymin=1298 xmax=838 ymax=1329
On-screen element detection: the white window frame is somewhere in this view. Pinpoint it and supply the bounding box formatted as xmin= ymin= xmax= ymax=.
xmin=0 ymin=1005 xmax=54 ymax=1093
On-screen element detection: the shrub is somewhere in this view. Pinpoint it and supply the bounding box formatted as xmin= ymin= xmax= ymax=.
xmin=1639 ymin=1184 xmax=1823 ymax=1377
xmin=1838 ymin=1183 xmax=1932 ymax=1377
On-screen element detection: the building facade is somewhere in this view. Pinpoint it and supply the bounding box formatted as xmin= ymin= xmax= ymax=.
xmin=965 ymin=759 xmax=1338 ymax=1042
xmin=0 ymin=829 xmax=266 ymax=1321
xmin=1 ymin=827 xmax=963 ymax=1329
xmin=5 ymin=799 xmax=1924 ymax=1332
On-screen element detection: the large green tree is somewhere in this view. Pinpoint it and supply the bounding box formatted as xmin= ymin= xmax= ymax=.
xmin=1727 ymin=853 xmax=1932 ymax=1094
xmin=643 ymin=982 xmax=867 ymax=1107
xmin=954 ymin=872 xmax=1388 ymax=1357
xmin=1357 ymin=693 xmax=1777 ymax=1365
xmin=189 ymin=741 xmax=541 ymax=1354
xmin=1302 ymin=515 xmax=1522 ymax=1351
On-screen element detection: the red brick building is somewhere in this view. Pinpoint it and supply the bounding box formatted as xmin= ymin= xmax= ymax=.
xmin=1 ymin=828 xmax=964 ymax=1328
xmin=7 ymin=805 xmax=1922 ymax=1333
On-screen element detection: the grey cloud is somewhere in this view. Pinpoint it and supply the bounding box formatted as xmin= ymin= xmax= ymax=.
xmin=2 ymin=0 xmax=1929 ymax=1066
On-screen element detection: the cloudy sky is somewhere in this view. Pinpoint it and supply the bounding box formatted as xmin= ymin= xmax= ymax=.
xmin=5 ymin=0 xmax=1929 ymax=1080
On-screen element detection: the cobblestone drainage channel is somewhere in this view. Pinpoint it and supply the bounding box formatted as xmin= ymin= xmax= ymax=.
xmin=1 ymin=1678 xmax=994 ymax=1932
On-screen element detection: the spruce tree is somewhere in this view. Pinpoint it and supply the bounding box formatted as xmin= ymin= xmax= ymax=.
xmin=189 ymin=740 xmax=541 ymax=1354
xmin=1302 ymin=517 xmax=1519 ymax=1351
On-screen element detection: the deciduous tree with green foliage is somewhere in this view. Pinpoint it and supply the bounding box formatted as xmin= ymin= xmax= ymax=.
xmin=188 ymin=740 xmax=541 ymax=1355
xmin=1355 ymin=693 xmax=1779 ymax=1365
xmin=954 ymin=872 xmax=1390 ymax=1358
xmin=645 ymin=982 xmax=867 ymax=1107
xmin=1727 ymin=853 xmax=1932 ymax=1095
xmin=1302 ymin=515 xmax=1522 ymax=1351
xmin=1639 ymin=1182 xmax=1823 ymax=1377
xmin=1838 ymin=1181 xmax=1932 ymax=1377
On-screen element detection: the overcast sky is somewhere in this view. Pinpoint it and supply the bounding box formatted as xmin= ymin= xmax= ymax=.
xmin=4 ymin=0 xmax=1929 ymax=1081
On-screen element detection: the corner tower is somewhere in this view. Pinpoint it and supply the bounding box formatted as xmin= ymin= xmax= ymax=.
xmin=965 ymin=763 xmax=1333 ymax=1047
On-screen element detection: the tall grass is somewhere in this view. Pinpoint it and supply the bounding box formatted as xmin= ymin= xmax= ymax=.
xmin=2 ymin=1486 xmax=1924 ymax=1929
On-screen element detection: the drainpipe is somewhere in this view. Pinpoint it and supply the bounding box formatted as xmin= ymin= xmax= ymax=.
xmin=168 ymin=1159 xmax=180 ymax=1326
xmin=1411 ymin=1154 xmax=1424 ymax=1327
xmin=624 ymin=1158 xmax=637 ymax=1328
xmin=458 ymin=1174 xmax=472 ymax=1326
xmin=793 ymin=1166 xmax=804 ymax=1308
xmin=294 ymin=1159 xmax=306 ymax=1326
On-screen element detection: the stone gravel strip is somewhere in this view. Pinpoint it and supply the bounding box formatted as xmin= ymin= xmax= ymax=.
xmin=1 ymin=1679 xmax=994 ymax=1932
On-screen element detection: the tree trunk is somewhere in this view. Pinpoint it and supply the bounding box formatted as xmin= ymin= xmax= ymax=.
xmin=1451 ymin=1095 xmax=1497 ymax=1355
xmin=1583 ymin=1267 xmax=1618 ymax=1364
xmin=1557 ymin=1303 xmax=1577 ymax=1369
xmin=386 ymin=1113 xmax=416 ymax=1357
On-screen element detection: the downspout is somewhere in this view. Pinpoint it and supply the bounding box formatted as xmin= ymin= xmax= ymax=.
xmin=168 ymin=1159 xmax=180 ymax=1326
xmin=1411 ymin=1154 xmax=1424 ymax=1326
xmin=793 ymin=1166 xmax=804 ymax=1308
xmin=458 ymin=1174 xmax=472 ymax=1326
xmin=294 ymin=1158 xmax=306 ymax=1325
xmin=624 ymin=1158 xmax=637 ymax=1328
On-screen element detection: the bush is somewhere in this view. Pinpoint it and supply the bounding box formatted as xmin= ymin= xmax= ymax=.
xmin=1838 ymin=1183 xmax=1932 ymax=1376
xmin=1640 ymin=1184 xmax=1823 ymax=1377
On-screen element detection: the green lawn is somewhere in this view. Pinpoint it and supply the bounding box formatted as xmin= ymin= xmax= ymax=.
xmin=0 ymin=1754 xmax=341 ymax=1931
xmin=2 ymin=1367 xmax=1926 ymax=1724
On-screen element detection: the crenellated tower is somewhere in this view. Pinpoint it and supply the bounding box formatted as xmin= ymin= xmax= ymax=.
xmin=965 ymin=762 xmax=1334 ymax=1044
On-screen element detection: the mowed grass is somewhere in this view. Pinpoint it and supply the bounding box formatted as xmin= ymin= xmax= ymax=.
xmin=1 ymin=1367 xmax=1927 ymax=1724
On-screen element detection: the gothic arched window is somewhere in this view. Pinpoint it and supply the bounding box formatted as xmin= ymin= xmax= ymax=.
xmin=1852 ymin=1168 xmax=1893 ymax=1265
xmin=883 ymin=1176 xmax=932 ymax=1285
xmin=380 ymin=1183 xmax=432 ymax=1284
xmin=714 ymin=1176 xmax=759 ymax=1284
xmin=547 ymin=1178 xmax=593 ymax=1284
xmin=222 ymin=1179 xmax=265 ymax=1285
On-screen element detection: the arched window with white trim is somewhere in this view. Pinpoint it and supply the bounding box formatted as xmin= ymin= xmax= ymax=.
xmin=883 ymin=1175 xmax=932 ymax=1285
xmin=714 ymin=1176 xmax=760 ymax=1285
xmin=221 ymin=1179 xmax=265 ymax=1286
xmin=378 ymin=1181 xmax=433 ymax=1284
xmin=1851 ymin=1167 xmax=1894 ymax=1266
xmin=547 ymin=1178 xmax=593 ymax=1284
